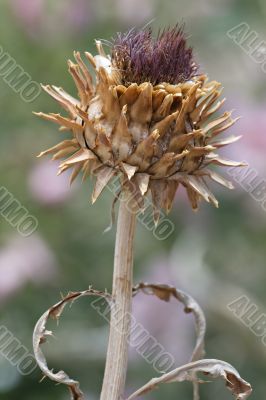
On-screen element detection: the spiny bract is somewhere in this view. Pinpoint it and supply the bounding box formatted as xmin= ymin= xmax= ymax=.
xmin=36 ymin=27 xmax=243 ymax=222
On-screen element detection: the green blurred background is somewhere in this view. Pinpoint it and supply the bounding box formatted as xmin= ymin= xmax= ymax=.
xmin=0 ymin=0 xmax=266 ymax=398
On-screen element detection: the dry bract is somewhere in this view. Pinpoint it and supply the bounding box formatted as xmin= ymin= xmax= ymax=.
xmin=36 ymin=41 xmax=243 ymax=221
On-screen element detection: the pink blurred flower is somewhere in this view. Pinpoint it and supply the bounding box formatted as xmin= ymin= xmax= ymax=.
xmin=221 ymin=99 xmax=266 ymax=222
xmin=28 ymin=159 xmax=75 ymax=206
xmin=0 ymin=234 xmax=57 ymax=301
xmin=115 ymin=0 xmax=154 ymax=24
xmin=10 ymin=0 xmax=93 ymax=40
xmin=226 ymin=100 xmax=266 ymax=171
xmin=130 ymin=258 xmax=195 ymax=367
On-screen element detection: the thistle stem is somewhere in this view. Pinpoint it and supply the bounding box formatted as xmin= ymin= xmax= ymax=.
xmin=100 ymin=197 xmax=136 ymax=400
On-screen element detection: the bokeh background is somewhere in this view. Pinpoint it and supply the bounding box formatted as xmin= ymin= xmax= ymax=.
xmin=0 ymin=0 xmax=266 ymax=398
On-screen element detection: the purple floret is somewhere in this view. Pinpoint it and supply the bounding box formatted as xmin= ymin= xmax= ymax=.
xmin=111 ymin=25 xmax=199 ymax=86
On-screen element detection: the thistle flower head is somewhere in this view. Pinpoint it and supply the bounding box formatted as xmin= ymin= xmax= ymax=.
xmin=112 ymin=26 xmax=198 ymax=86
xmin=35 ymin=25 xmax=243 ymax=222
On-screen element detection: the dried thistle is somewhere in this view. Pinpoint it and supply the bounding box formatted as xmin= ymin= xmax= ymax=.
xmin=34 ymin=25 xmax=251 ymax=400
xmin=36 ymin=26 xmax=243 ymax=222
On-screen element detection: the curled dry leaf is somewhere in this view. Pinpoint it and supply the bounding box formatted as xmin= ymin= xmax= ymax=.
xmin=32 ymin=288 xmax=112 ymax=400
xmin=133 ymin=282 xmax=206 ymax=363
xmin=130 ymin=284 xmax=252 ymax=400
xmin=133 ymin=282 xmax=206 ymax=399
xmin=33 ymin=283 xmax=252 ymax=400
xmin=126 ymin=359 xmax=252 ymax=400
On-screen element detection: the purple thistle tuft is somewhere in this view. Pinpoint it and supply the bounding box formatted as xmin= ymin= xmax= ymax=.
xmin=111 ymin=25 xmax=199 ymax=86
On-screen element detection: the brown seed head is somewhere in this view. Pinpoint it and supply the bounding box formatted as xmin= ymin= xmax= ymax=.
xmin=35 ymin=28 xmax=243 ymax=222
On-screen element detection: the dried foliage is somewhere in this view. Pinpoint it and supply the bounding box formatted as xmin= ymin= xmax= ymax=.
xmin=32 ymin=288 xmax=112 ymax=400
xmin=33 ymin=283 xmax=252 ymax=400
xmin=133 ymin=283 xmax=206 ymax=362
xmin=129 ymin=283 xmax=252 ymax=400
xmin=127 ymin=359 xmax=252 ymax=400
xmin=133 ymin=282 xmax=206 ymax=399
